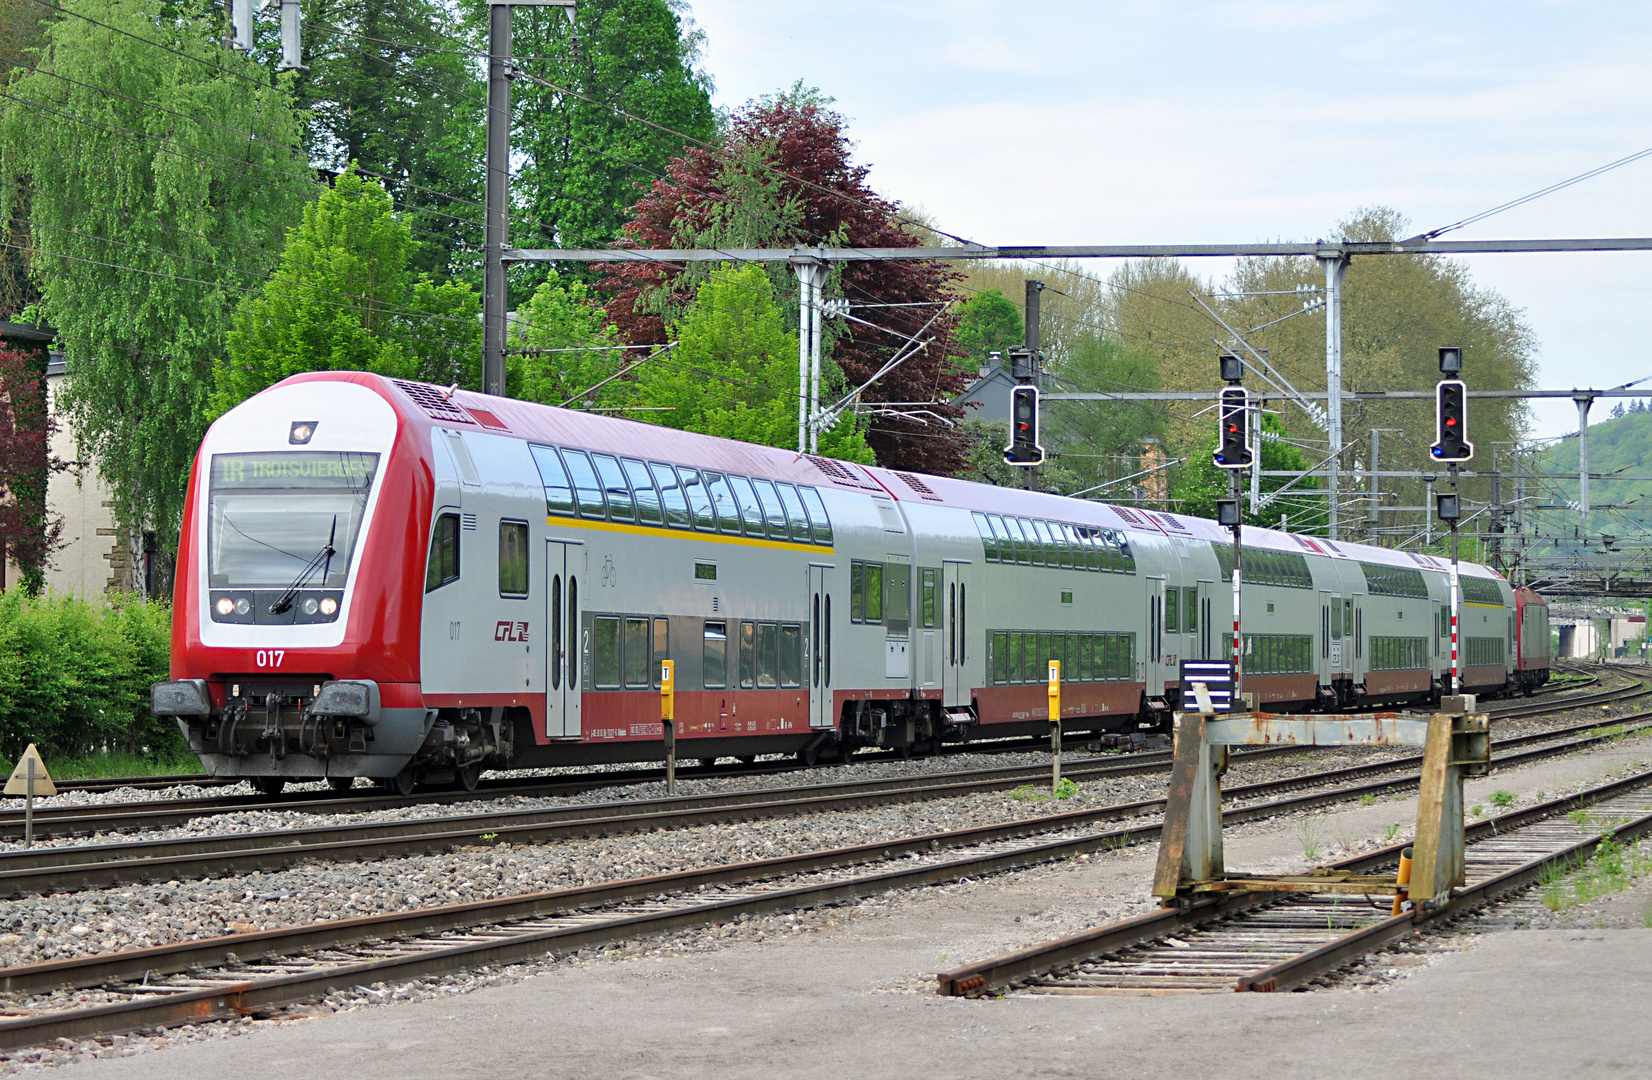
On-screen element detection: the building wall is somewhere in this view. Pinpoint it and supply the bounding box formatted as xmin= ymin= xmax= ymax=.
xmin=42 ymin=369 xmax=123 ymax=598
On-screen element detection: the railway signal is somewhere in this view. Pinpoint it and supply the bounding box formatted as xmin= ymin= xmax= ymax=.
xmin=1431 ymin=380 xmax=1472 ymax=462
xmin=1213 ymin=387 xmax=1252 ymax=469
xmin=1004 ymin=385 xmax=1045 ymax=466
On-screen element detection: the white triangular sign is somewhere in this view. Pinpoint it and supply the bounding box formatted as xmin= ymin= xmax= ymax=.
xmin=4 ymin=744 xmax=56 ymax=797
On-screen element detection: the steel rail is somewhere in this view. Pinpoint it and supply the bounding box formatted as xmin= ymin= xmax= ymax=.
xmin=7 ymin=674 xmax=1632 ymax=843
xmin=0 ymin=724 xmax=1647 ymax=1048
xmin=937 ymin=757 xmax=1652 ymax=997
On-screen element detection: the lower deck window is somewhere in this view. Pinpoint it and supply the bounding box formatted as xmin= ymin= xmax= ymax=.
xmin=1243 ymin=633 xmax=1313 ymax=675
xmin=1370 ymin=636 xmax=1428 ymax=671
xmin=990 ymin=630 xmax=1135 ymax=685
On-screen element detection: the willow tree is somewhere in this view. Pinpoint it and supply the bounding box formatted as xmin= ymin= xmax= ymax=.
xmin=0 ymin=0 xmax=309 ymax=572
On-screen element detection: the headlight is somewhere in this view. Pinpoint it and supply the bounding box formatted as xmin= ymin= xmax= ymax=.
xmin=235 ymin=597 xmax=252 ymax=615
xmin=319 ymin=597 xmax=338 ymax=616
xmin=301 ymin=597 xmax=320 ymax=616
xmin=216 ymin=597 xmax=235 ymax=617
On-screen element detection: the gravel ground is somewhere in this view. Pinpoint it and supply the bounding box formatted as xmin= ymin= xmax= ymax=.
xmin=1 ymin=729 xmax=1648 ymax=1071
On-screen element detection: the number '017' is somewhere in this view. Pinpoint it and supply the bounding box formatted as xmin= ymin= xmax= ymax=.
xmin=256 ymin=650 xmax=285 ymax=668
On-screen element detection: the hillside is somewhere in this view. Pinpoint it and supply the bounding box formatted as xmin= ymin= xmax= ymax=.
xmin=1535 ymin=407 xmax=1652 ymax=532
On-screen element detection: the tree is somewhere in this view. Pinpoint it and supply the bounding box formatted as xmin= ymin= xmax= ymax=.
xmin=212 ymin=166 xmax=480 ymax=413
xmin=507 ymin=270 xmax=623 ymax=408
xmin=1170 ymin=413 xmax=1325 ymax=530
xmin=630 ymin=264 xmax=872 ymax=461
xmin=284 ymin=0 xmax=485 ymax=279
xmin=1041 ymin=334 xmax=1166 ymax=497
xmin=0 ymin=0 xmax=310 ymax=568
xmin=0 ymin=345 xmax=64 ymax=592
xmin=602 ymin=86 xmax=970 ymax=474
xmin=954 ymin=289 xmax=1022 ymax=370
xmin=493 ymin=0 xmax=716 ymax=259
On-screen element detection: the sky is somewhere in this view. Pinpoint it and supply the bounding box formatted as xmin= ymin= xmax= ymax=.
xmin=688 ymin=1 xmax=1652 ymax=441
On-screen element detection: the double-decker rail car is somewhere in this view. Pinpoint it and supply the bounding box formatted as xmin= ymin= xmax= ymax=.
xmin=151 ymin=373 xmax=1549 ymax=793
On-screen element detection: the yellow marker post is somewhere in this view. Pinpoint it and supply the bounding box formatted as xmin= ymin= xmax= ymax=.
xmin=660 ymin=660 xmax=676 ymax=796
xmin=1048 ymin=660 xmax=1062 ymax=792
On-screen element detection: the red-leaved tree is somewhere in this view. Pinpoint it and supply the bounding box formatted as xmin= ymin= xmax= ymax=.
xmin=599 ymin=90 xmax=971 ymax=475
xmin=0 ymin=345 xmax=64 ymax=593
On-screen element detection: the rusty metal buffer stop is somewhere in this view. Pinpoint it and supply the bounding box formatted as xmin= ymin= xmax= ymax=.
xmin=1152 ymin=690 xmax=1490 ymax=910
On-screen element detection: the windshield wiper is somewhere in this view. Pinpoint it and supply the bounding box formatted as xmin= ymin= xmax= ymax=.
xmin=269 ymin=515 xmax=337 ymax=615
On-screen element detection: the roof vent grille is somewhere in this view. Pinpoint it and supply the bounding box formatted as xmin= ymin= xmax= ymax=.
xmin=893 ymin=471 xmax=941 ymax=501
xmin=393 ymin=380 xmax=474 ymax=425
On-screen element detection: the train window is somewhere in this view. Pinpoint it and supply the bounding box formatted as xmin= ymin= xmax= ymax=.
xmin=1005 ymin=518 xmax=1030 ymax=565
xmin=568 ymin=577 xmax=578 ymax=687
xmin=921 ymin=568 xmax=937 ymax=628
xmin=1185 ymin=589 xmax=1199 ymax=633
xmin=972 ymin=512 xmax=998 ymax=562
xmin=623 ymin=459 xmax=664 ymax=526
xmin=813 ymin=595 xmax=822 ymax=687
xmin=592 ymin=455 xmax=635 ymax=524
xmin=551 ymin=575 xmax=562 ymax=690
xmin=498 ymin=520 xmax=529 ymax=597
xmin=727 ymin=475 xmax=768 ymax=537
xmin=751 ymin=479 xmax=790 ymax=539
xmin=739 ymin=621 xmax=756 ymax=689
xmin=885 ymin=563 xmax=910 ymax=635
xmin=677 ymin=468 xmax=717 ymax=531
xmin=1079 ymin=634 xmax=1093 ymax=681
xmin=1052 ymin=523 xmax=1073 ymax=569
xmin=780 ymin=624 xmax=802 ymax=688
xmin=1027 ymin=520 xmax=1051 ymax=567
xmin=624 ymin=617 xmax=650 ymax=688
xmin=991 ymin=631 xmax=1008 ymax=684
xmin=850 ymin=561 xmax=884 ymax=624
xmin=1081 ymin=529 xmax=1102 ymax=572
xmin=1164 ymin=588 xmax=1180 ymax=632
xmin=651 ymin=463 xmax=691 ymax=528
xmin=1343 ymin=600 xmax=1354 ymax=638
xmin=560 ymin=450 xmax=607 ymax=520
xmin=653 ymin=618 xmax=669 ymax=687
xmin=1062 ymin=524 xmax=1085 ymax=570
xmin=530 ymin=446 xmax=576 ymax=516
xmin=757 ymin=623 xmax=780 ymax=689
xmin=1006 ymin=633 xmax=1022 ymax=684
xmin=823 ymin=594 xmax=832 ymax=686
xmin=703 ymin=621 xmax=727 ymax=689
xmin=981 ymin=515 xmax=1009 ymax=564
xmin=424 ymin=513 xmax=460 ymax=592
xmin=592 ymin=616 xmax=621 ymax=689
xmin=798 ymin=486 xmax=834 ymax=546
xmin=776 ymin=483 xmax=811 ymax=543
xmin=704 ymin=472 xmax=743 ymax=534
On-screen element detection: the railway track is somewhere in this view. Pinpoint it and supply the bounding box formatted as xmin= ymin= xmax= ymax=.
xmin=0 ymin=709 xmax=1646 ymax=899
xmin=936 ymin=765 xmax=1652 ymax=998
xmin=7 ymin=670 xmax=1637 ymax=843
xmin=0 ymin=704 xmax=1642 ymax=1051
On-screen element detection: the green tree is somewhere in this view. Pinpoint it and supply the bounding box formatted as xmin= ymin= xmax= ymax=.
xmin=212 ymin=166 xmax=480 ymax=413
xmin=1043 ymin=334 xmax=1165 ymax=496
xmin=493 ymin=0 xmax=716 ymax=260
xmin=0 ymin=0 xmax=309 ymax=567
xmin=954 ymin=289 xmax=1023 ymax=370
xmin=1170 ymin=414 xmax=1326 ymax=531
xmin=508 ymin=270 xmax=622 ymax=407
xmin=285 ymin=0 xmax=484 ymax=279
xmin=631 ymin=264 xmax=872 ymax=462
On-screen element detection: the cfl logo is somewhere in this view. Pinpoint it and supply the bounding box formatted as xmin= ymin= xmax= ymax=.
xmin=494 ymin=621 xmax=529 ymax=642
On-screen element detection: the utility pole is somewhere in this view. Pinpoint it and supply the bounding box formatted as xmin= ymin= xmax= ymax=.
xmin=1023 ymin=280 xmax=1045 ymax=491
xmin=1574 ymin=392 xmax=1595 ymax=529
xmin=483 ymin=0 xmax=576 ymax=398
xmin=1320 ymin=252 xmax=1348 ymax=541
xmin=1213 ymin=354 xmax=1251 ymax=705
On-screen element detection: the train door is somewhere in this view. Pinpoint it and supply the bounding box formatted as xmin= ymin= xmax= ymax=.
xmin=544 ymin=540 xmax=582 ymax=738
xmin=1145 ymin=576 xmax=1167 ymax=694
xmin=1352 ymin=594 xmax=1365 ymax=680
xmin=942 ymin=560 xmax=970 ymax=708
xmin=808 ymin=564 xmax=834 ymax=729
xmin=1319 ymin=589 xmax=1340 ymax=682
xmin=1196 ymin=580 xmax=1214 ymax=661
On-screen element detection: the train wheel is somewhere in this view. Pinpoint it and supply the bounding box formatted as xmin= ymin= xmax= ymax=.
xmin=453 ymin=763 xmax=482 ymax=792
xmin=838 ymin=741 xmax=856 ymax=765
xmin=797 ymin=744 xmax=819 ymax=767
xmin=252 ymin=777 xmax=285 ymax=797
xmin=326 ymin=776 xmax=355 ymax=793
xmin=389 ymin=767 xmax=417 ymax=797
xmin=738 ymin=755 xmax=756 ymax=765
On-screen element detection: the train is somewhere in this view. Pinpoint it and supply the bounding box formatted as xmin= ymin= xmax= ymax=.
xmin=150 ymin=372 xmax=1552 ymax=794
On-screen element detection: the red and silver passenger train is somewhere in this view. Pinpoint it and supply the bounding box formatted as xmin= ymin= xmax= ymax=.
xmin=151 ymin=372 xmax=1551 ymax=794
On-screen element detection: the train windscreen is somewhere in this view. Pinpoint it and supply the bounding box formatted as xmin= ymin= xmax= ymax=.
xmin=206 ymin=452 xmax=380 ymax=590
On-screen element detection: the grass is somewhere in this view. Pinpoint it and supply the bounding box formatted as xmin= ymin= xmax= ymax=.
xmin=1384 ymin=823 xmax=1401 ymax=844
xmin=1539 ymin=823 xmax=1652 ymax=914
xmin=1357 ymin=794 xmax=1377 ymax=807
xmin=0 ymin=748 xmax=200 ymax=782
xmin=1489 ymin=790 xmax=1516 ymax=809
xmin=1296 ymin=819 xmax=1321 ymax=860
xmin=1010 ymin=777 xmax=1080 ymax=802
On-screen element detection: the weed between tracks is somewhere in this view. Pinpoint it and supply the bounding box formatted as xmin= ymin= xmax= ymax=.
xmin=1539 ymin=814 xmax=1652 ymax=913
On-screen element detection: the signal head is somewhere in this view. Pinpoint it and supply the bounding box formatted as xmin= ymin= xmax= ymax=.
xmin=1438 ymin=346 xmax=1462 ymax=375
